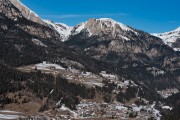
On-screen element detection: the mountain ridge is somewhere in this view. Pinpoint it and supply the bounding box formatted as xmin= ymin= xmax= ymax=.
xmin=1 ymin=0 xmax=180 ymax=119
xmin=43 ymin=20 xmax=73 ymax=41
xmin=9 ymin=0 xmax=45 ymax=25
xmin=152 ymin=27 xmax=180 ymax=51
xmin=8 ymin=0 xmax=180 ymax=50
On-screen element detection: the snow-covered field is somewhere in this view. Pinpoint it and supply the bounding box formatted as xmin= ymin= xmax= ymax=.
xmin=34 ymin=62 xmax=65 ymax=71
xmin=0 ymin=110 xmax=20 ymax=114
xmin=0 ymin=110 xmax=24 ymax=120
xmin=0 ymin=114 xmax=23 ymax=120
xmin=100 ymin=72 xmax=118 ymax=79
xmin=59 ymin=105 xmax=78 ymax=118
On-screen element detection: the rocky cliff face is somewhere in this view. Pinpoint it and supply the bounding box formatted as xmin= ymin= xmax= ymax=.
xmin=0 ymin=0 xmax=61 ymax=41
xmin=66 ymin=18 xmax=179 ymax=69
xmin=0 ymin=0 xmax=22 ymax=19
xmin=0 ymin=0 xmax=64 ymax=67
xmin=72 ymin=18 xmax=136 ymax=38
xmin=9 ymin=0 xmax=45 ymax=25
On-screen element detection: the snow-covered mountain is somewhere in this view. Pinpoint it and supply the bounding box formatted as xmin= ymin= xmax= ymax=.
xmin=8 ymin=0 xmax=73 ymax=41
xmin=71 ymin=18 xmax=137 ymax=41
xmin=7 ymin=0 xmax=180 ymax=52
xmin=1 ymin=0 xmax=180 ymax=119
xmin=66 ymin=18 xmax=178 ymax=66
xmin=9 ymin=0 xmax=44 ymax=25
xmin=44 ymin=18 xmax=138 ymax=42
xmin=43 ymin=20 xmax=73 ymax=41
xmin=152 ymin=27 xmax=180 ymax=51
xmin=65 ymin=18 xmax=180 ymax=103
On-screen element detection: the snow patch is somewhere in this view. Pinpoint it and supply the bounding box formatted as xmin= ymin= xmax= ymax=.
xmin=72 ymin=22 xmax=87 ymax=35
xmin=0 ymin=114 xmax=22 ymax=120
xmin=120 ymin=35 xmax=130 ymax=41
xmin=162 ymin=106 xmax=172 ymax=110
xmin=32 ymin=39 xmax=47 ymax=47
xmin=100 ymin=72 xmax=117 ymax=79
xmin=0 ymin=110 xmax=20 ymax=114
xmin=43 ymin=20 xmax=73 ymax=41
xmin=50 ymin=89 xmax=54 ymax=94
xmin=59 ymin=105 xmax=77 ymax=118
xmin=116 ymin=105 xmax=128 ymax=111
xmin=35 ymin=62 xmax=65 ymax=71
xmin=174 ymin=48 xmax=180 ymax=51
xmin=99 ymin=18 xmax=133 ymax=31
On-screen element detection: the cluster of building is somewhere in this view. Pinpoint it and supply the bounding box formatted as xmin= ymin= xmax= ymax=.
xmin=74 ymin=101 xmax=161 ymax=120
xmin=157 ymin=88 xmax=179 ymax=98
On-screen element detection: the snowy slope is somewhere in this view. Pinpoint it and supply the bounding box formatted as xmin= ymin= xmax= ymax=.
xmin=98 ymin=18 xmax=133 ymax=31
xmin=44 ymin=20 xmax=73 ymax=41
xmin=72 ymin=22 xmax=88 ymax=35
xmin=152 ymin=27 xmax=180 ymax=51
xmin=71 ymin=18 xmax=137 ymax=41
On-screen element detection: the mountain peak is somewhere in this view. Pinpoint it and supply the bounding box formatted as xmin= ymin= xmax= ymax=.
xmin=43 ymin=20 xmax=73 ymax=41
xmin=152 ymin=26 xmax=180 ymax=51
xmin=89 ymin=18 xmax=116 ymax=23
xmin=71 ymin=18 xmax=136 ymax=39
xmin=87 ymin=18 xmax=133 ymax=31
xmin=99 ymin=18 xmax=114 ymax=21
xmin=9 ymin=0 xmax=44 ymax=24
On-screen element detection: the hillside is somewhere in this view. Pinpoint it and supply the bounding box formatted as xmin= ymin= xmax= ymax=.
xmin=0 ymin=0 xmax=180 ymax=119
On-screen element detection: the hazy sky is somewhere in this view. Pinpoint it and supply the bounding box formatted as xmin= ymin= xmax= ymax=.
xmin=20 ymin=0 xmax=180 ymax=33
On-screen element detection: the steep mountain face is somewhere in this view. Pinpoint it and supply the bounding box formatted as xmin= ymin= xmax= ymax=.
xmin=65 ymin=18 xmax=180 ymax=91
xmin=0 ymin=0 xmax=115 ymax=72
xmin=9 ymin=0 xmax=45 ymax=25
xmin=71 ymin=18 xmax=137 ymax=38
xmin=44 ymin=20 xmax=73 ymax=41
xmin=0 ymin=0 xmax=63 ymax=66
xmin=66 ymin=18 xmax=179 ymax=69
xmin=0 ymin=0 xmax=61 ymax=41
xmin=152 ymin=27 xmax=180 ymax=51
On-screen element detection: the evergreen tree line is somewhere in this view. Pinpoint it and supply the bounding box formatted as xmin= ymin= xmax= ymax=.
xmin=0 ymin=64 xmax=95 ymax=110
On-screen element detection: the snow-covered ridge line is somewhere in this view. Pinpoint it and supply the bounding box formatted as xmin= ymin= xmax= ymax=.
xmin=98 ymin=18 xmax=133 ymax=31
xmin=152 ymin=26 xmax=180 ymax=37
xmin=43 ymin=20 xmax=73 ymax=41
xmin=43 ymin=18 xmax=138 ymax=42
xmin=11 ymin=0 xmax=39 ymax=17
xmin=71 ymin=18 xmax=137 ymax=40
xmin=152 ymin=27 xmax=180 ymax=51
xmin=74 ymin=18 xmax=134 ymax=33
